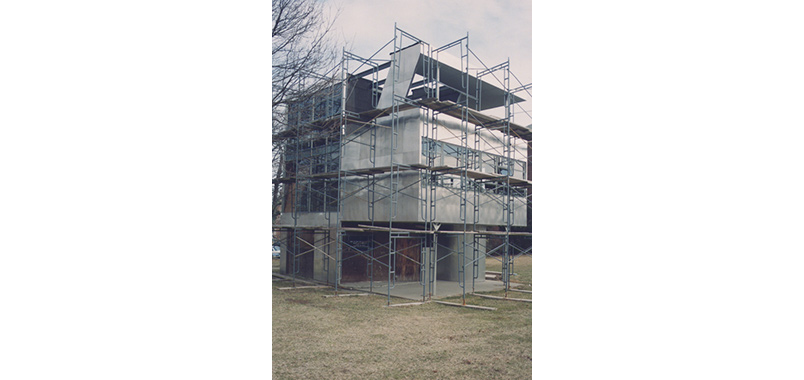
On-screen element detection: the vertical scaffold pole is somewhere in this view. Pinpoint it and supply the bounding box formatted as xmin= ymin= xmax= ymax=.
xmin=386 ymin=24 xmax=401 ymax=306
xmin=460 ymin=33 xmax=469 ymax=305
xmin=503 ymin=59 xmax=513 ymax=299
xmin=335 ymin=47 xmax=348 ymax=292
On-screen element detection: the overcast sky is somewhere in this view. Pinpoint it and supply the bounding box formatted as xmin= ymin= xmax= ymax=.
xmin=328 ymin=0 xmax=532 ymax=124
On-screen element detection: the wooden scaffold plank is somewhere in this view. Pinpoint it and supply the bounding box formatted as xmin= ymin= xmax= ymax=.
xmin=386 ymin=301 xmax=427 ymax=307
xmin=472 ymin=294 xmax=531 ymax=303
xmin=323 ymin=293 xmax=371 ymax=298
xmin=434 ymin=301 xmax=497 ymax=311
xmin=276 ymin=285 xmax=331 ymax=290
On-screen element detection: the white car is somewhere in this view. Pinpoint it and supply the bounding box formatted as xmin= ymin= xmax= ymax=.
xmin=272 ymin=245 xmax=281 ymax=258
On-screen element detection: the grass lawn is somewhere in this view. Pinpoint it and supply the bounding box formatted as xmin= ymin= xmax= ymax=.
xmin=272 ymin=256 xmax=532 ymax=379
xmin=485 ymin=254 xmax=532 ymax=286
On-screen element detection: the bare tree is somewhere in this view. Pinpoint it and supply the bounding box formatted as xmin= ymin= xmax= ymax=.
xmin=272 ymin=0 xmax=338 ymax=108
xmin=272 ymin=0 xmax=339 ymax=223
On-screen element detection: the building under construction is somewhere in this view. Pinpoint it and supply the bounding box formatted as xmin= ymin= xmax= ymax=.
xmin=273 ymin=26 xmax=532 ymax=306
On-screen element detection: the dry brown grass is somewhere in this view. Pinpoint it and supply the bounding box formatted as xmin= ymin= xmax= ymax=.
xmin=485 ymin=255 xmax=532 ymax=286
xmin=272 ymin=257 xmax=532 ymax=379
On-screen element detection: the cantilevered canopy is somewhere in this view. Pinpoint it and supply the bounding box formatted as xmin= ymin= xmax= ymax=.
xmin=377 ymin=43 xmax=526 ymax=111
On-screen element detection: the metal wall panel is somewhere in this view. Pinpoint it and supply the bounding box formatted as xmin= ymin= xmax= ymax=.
xmin=341 ymin=109 xmax=423 ymax=171
xmin=376 ymin=43 xmax=421 ymax=109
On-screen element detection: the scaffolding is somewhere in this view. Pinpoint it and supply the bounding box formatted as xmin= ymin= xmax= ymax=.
xmin=273 ymin=25 xmax=532 ymax=307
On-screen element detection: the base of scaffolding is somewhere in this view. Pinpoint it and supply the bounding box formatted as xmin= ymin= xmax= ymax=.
xmin=341 ymin=279 xmax=507 ymax=301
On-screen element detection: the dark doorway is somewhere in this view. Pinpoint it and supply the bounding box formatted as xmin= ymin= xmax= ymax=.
xmin=286 ymin=230 xmax=314 ymax=278
xmin=340 ymin=233 xmax=421 ymax=282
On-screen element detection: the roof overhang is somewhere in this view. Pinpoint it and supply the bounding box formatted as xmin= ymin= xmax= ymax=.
xmin=377 ymin=43 xmax=525 ymax=112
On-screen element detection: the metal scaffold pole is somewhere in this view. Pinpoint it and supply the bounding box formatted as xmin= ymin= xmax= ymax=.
xmin=334 ymin=47 xmax=347 ymax=293
xmin=503 ymin=59 xmax=513 ymax=298
xmin=386 ymin=24 xmax=400 ymax=306
xmin=460 ymin=33 xmax=469 ymax=306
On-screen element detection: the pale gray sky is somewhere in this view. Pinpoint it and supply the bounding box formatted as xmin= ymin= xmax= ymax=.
xmin=328 ymin=0 xmax=532 ymax=125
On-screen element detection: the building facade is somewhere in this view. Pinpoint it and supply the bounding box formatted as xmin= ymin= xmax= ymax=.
xmin=274 ymin=27 xmax=531 ymax=304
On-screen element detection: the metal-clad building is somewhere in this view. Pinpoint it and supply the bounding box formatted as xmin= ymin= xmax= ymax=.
xmin=274 ymin=27 xmax=531 ymax=305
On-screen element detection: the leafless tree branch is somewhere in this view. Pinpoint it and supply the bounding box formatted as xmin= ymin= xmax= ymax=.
xmin=272 ymin=0 xmax=339 ymax=223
